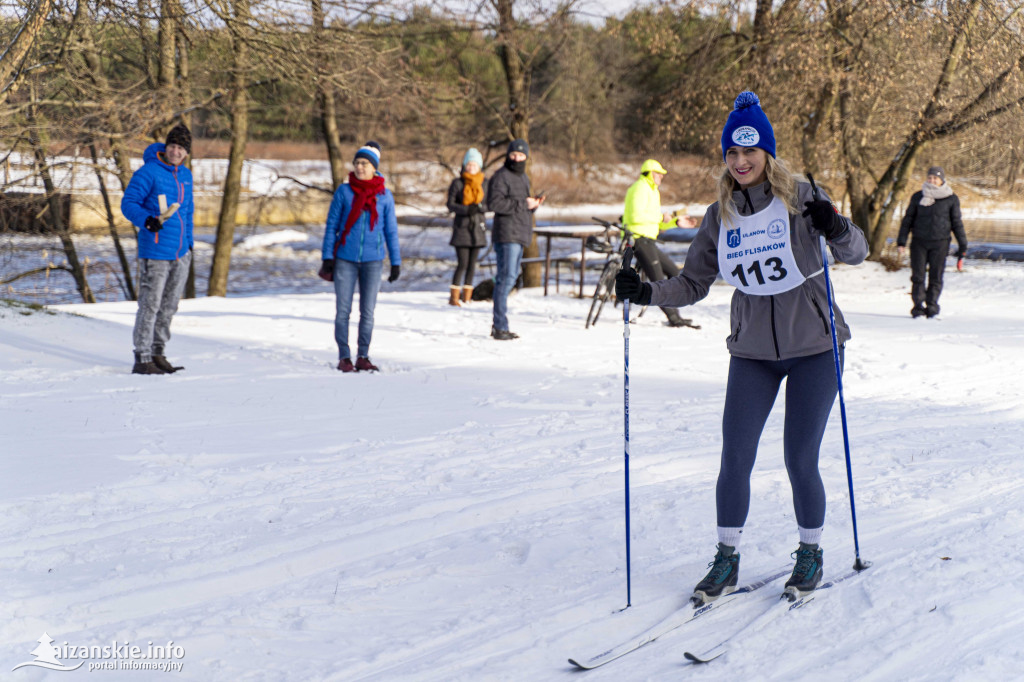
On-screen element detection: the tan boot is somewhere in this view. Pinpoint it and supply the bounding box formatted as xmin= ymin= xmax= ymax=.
xmin=449 ymin=286 xmax=462 ymax=307
xmin=461 ymin=285 xmax=473 ymax=304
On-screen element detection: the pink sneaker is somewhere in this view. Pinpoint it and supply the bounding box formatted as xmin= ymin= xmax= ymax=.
xmin=338 ymin=358 xmax=355 ymax=372
xmin=355 ymin=356 xmax=379 ymax=372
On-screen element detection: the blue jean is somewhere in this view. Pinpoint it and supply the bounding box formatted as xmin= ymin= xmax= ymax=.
xmin=491 ymin=241 xmax=523 ymax=331
xmin=333 ymin=259 xmax=383 ymax=359
xmin=717 ymin=348 xmax=843 ymax=530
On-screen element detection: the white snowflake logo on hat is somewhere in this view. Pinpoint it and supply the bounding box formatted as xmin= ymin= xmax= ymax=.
xmin=732 ymin=126 xmax=760 ymax=146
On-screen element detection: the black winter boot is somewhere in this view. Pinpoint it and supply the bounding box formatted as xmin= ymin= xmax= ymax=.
xmin=692 ymin=543 xmax=740 ymax=605
xmin=153 ymin=355 xmax=184 ymax=373
xmin=132 ymin=353 xmax=167 ymax=375
xmin=784 ymin=542 xmax=823 ymax=600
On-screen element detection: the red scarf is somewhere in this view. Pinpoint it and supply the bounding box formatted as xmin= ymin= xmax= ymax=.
xmin=337 ymin=172 xmax=386 ymax=252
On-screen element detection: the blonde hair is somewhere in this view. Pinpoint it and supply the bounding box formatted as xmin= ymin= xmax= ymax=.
xmin=717 ymin=155 xmax=800 ymax=227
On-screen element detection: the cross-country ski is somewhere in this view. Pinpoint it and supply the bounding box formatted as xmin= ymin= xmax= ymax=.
xmin=684 ymin=565 xmax=872 ymax=664
xmin=568 ymin=568 xmax=788 ymax=669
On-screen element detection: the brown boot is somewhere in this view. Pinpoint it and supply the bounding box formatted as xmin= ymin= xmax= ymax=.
xmin=461 ymin=285 xmax=473 ymax=304
xmin=449 ymin=286 xmax=462 ymax=307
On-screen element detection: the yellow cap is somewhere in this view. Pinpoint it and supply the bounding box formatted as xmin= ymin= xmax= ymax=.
xmin=640 ymin=159 xmax=668 ymax=175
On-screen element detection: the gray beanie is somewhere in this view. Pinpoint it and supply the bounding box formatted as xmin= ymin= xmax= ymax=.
xmin=927 ymin=166 xmax=945 ymax=182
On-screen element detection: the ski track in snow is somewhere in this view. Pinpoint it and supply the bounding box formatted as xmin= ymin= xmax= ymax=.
xmin=1 ymin=260 xmax=1023 ymax=680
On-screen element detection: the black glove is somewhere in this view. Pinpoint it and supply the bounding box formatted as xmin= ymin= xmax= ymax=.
xmin=318 ymin=259 xmax=334 ymax=282
xmin=145 ymin=216 xmax=163 ymax=233
xmin=388 ymin=264 xmax=401 ymax=282
xmin=467 ymin=203 xmax=482 ymax=217
xmin=614 ymin=247 xmax=652 ymax=305
xmin=802 ymin=200 xmax=846 ymax=241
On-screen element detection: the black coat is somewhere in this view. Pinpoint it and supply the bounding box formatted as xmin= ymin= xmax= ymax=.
xmin=898 ymin=191 xmax=968 ymax=257
xmin=447 ymin=178 xmax=487 ymax=248
xmin=486 ymin=166 xmax=533 ymax=246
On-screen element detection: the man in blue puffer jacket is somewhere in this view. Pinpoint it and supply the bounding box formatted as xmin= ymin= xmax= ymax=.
xmin=121 ymin=124 xmax=194 ymax=375
xmin=319 ymin=141 xmax=401 ymax=373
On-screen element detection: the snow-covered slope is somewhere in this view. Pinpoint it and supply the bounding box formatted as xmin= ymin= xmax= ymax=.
xmin=1 ymin=259 xmax=1022 ymax=680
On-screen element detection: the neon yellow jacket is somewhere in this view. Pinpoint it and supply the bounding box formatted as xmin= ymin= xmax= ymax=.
xmin=623 ymin=175 xmax=674 ymax=240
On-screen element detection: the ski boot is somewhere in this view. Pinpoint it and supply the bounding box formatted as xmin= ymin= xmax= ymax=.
xmin=691 ymin=543 xmax=739 ymax=606
xmin=783 ymin=542 xmax=823 ymax=601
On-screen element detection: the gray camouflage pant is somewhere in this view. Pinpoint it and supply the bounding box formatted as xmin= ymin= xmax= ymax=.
xmin=132 ymin=252 xmax=191 ymax=362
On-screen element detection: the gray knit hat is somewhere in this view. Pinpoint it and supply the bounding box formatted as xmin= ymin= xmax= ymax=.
xmin=927 ymin=166 xmax=945 ymax=182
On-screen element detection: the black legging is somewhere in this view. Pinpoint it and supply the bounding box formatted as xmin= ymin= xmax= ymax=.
xmin=717 ymin=348 xmax=842 ymax=530
xmin=632 ymin=236 xmax=682 ymax=321
xmin=452 ymin=246 xmax=482 ymax=287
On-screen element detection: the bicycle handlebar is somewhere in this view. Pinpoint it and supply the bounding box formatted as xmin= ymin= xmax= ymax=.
xmin=591 ymin=216 xmax=622 ymax=229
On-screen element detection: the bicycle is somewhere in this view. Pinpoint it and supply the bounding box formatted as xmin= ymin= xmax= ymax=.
xmin=585 ymin=217 xmax=647 ymax=329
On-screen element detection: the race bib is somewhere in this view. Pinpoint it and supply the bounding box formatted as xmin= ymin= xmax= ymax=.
xmin=717 ymin=197 xmax=809 ymax=296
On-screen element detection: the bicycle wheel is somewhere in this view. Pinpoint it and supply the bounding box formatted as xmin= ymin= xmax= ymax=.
xmin=586 ymin=259 xmax=620 ymax=328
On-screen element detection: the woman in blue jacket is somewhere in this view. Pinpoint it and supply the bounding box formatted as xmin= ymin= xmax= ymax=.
xmin=319 ymin=142 xmax=401 ymax=373
xmin=121 ymin=124 xmax=194 ymax=375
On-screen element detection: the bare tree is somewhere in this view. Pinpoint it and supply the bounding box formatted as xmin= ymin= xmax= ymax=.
xmin=0 ymin=0 xmax=55 ymax=107
xmin=489 ymin=0 xmax=577 ymax=287
xmin=26 ymin=86 xmax=95 ymax=303
xmin=207 ymin=0 xmax=253 ymax=297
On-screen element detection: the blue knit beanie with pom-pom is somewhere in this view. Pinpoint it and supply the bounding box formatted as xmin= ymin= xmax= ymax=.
xmin=720 ymin=91 xmax=776 ymax=161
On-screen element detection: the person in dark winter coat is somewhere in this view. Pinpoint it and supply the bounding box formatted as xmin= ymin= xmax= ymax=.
xmin=446 ymin=147 xmax=487 ymax=306
xmin=896 ymin=166 xmax=968 ymax=318
xmin=319 ymin=141 xmax=401 ymax=373
xmin=121 ymin=123 xmax=194 ymax=375
xmin=485 ymin=139 xmax=544 ymax=340
xmin=616 ymin=92 xmax=869 ymax=603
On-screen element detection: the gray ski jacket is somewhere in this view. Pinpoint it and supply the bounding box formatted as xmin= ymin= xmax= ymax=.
xmin=649 ymin=181 xmax=868 ymax=361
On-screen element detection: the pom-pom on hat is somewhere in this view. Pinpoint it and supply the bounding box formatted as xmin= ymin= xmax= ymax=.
xmin=720 ymin=91 xmax=776 ymax=161
xmin=463 ymin=148 xmax=483 ymax=169
xmin=354 ymin=141 xmax=381 ymax=170
xmin=165 ymin=124 xmax=192 ymax=154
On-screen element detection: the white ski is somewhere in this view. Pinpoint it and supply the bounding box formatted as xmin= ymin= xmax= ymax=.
xmin=683 ymin=564 xmax=871 ymax=664
xmin=568 ymin=568 xmax=788 ymax=670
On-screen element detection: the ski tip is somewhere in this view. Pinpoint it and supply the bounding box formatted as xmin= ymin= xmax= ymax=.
xmin=568 ymin=658 xmax=589 ymax=670
xmin=684 ymin=646 xmax=725 ymax=664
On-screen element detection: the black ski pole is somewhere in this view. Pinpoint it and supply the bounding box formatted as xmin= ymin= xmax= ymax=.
xmin=807 ymin=173 xmax=871 ymax=573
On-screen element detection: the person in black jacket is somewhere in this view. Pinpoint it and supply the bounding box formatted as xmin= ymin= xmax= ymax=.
xmin=446 ymin=148 xmax=487 ymax=306
xmin=485 ymin=139 xmax=544 ymax=340
xmin=897 ymin=166 xmax=968 ymax=318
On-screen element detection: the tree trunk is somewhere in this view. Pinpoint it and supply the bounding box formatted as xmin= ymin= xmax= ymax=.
xmin=158 ymin=0 xmax=176 ymax=94
xmin=495 ymin=0 xmax=541 ymax=287
xmin=27 ymin=93 xmax=95 ymax=303
xmin=208 ymin=0 xmax=250 ymax=297
xmin=312 ymin=0 xmax=345 ymax=189
xmin=174 ymin=2 xmax=196 ymax=299
xmin=89 ymin=142 xmax=136 ymax=300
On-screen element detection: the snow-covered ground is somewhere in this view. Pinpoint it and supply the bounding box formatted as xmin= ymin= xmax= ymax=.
xmin=1 ymin=257 xmax=1023 ymax=681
